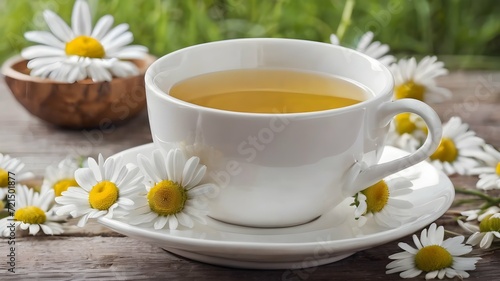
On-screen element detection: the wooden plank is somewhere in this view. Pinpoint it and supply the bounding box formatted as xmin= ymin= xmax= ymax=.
xmin=0 ymin=234 xmax=496 ymax=281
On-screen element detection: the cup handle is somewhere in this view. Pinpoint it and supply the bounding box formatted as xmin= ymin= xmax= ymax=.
xmin=344 ymin=99 xmax=442 ymax=195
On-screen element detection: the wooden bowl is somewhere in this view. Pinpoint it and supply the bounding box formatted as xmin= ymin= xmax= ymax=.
xmin=1 ymin=55 xmax=155 ymax=129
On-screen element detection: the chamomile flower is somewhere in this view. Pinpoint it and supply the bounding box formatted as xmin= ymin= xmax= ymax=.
xmin=429 ymin=117 xmax=484 ymax=175
xmin=0 ymin=184 xmax=63 ymax=236
xmin=55 ymin=154 xmax=143 ymax=227
xmin=469 ymin=144 xmax=500 ymax=190
xmin=386 ymin=223 xmax=480 ymax=279
xmin=126 ymin=149 xmax=215 ymax=230
xmin=41 ymin=157 xmax=80 ymax=197
xmin=352 ymin=176 xmax=413 ymax=228
xmin=458 ymin=212 xmax=500 ymax=249
xmin=391 ymin=56 xmax=451 ymax=103
xmin=386 ymin=113 xmax=428 ymax=152
xmin=330 ymin=31 xmax=395 ymax=66
xmin=22 ymin=0 xmax=147 ymax=83
xmin=0 ymin=153 xmax=35 ymax=188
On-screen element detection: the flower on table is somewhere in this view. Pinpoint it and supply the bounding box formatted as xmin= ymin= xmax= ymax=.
xmin=0 ymin=184 xmax=63 ymax=236
xmin=469 ymin=144 xmax=500 ymax=190
xmin=55 ymin=154 xmax=143 ymax=227
xmin=126 ymin=149 xmax=216 ymax=230
xmin=41 ymin=157 xmax=81 ymax=197
xmin=0 ymin=153 xmax=35 ymax=209
xmin=22 ymin=0 xmax=148 ymax=83
xmin=429 ymin=117 xmax=484 ymax=176
xmin=0 ymin=153 xmax=35 ymax=188
xmin=330 ymin=31 xmax=395 ymax=66
xmin=458 ymin=209 xmax=500 ymax=249
xmin=386 ymin=113 xmax=427 ymax=152
xmin=391 ymin=56 xmax=451 ymax=103
xmin=352 ymin=175 xmax=413 ymax=228
xmin=386 ymin=223 xmax=480 ymax=280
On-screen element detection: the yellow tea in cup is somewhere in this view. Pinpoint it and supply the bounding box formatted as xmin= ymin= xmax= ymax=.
xmin=170 ymin=69 xmax=368 ymax=113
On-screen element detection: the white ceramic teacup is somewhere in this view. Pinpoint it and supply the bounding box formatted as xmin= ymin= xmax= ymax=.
xmin=145 ymin=38 xmax=442 ymax=228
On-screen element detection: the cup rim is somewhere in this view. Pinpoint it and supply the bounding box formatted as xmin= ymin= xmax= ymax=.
xmin=145 ymin=38 xmax=394 ymax=118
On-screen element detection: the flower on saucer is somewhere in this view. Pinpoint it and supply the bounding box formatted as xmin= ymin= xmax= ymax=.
xmin=126 ymin=149 xmax=216 ymax=230
xmin=386 ymin=113 xmax=428 ymax=152
xmin=386 ymin=223 xmax=480 ymax=279
xmin=352 ymin=176 xmax=414 ymax=228
xmin=0 ymin=153 xmax=35 ymax=188
xmin=391 ymin=56 xmax=451 ymax=103
xmin=330 ymin=31 xmax=395 ymax=66
xmin=41 ymin=157 xmax=80 ymax=197
xmin=0 ymin=184 xmax=63 ymax=236
xmin=429 ymin=117 xmax=485 ymax=175
xmin=458 ymin=211 xmax=500 ymax=249
xmin=172 ymin=138 xmax=225 ymax=176
xmin=469 ymin=144 xmax=500 ymax=190
xmin=22 ymin=0 xmax=148 ymax=83
xmin=55 ymin=154 xmax=143 ymax=227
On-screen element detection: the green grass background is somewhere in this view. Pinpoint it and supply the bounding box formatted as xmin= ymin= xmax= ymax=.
xmin=1 ymin=0 xmax=499 ymax=69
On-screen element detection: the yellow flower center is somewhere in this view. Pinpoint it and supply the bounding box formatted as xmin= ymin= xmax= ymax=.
xmin=148 ymin=180 xmax=187 ymax=216
xmin=496 ymin=163 xmax=500 ymax=176
xmin=53 ymin=178 xmax=79 ymax=197
xmin=394 ymin=113 xmax=417 ymax=135
xmin=14 ymin=206 xmax=46 ymax=224
xmin=65 ymin=35 xmax=105 ymax=58
xmin=88 ymin=181 xmax=119 ymax=210
xmin=430 ymin=138 xmax=458 ymax=163
xmin=361 ymin=180 xmax=389 ymax=213
xmin=0 ymin=168 xmax=8 ymax=187
xmin=395 ymin=81 xmax=425 ymax=101
xmin=479 ymin=214 xmax=500 ymax=232
xmin=414 ymin=245 xmax=453 ymax=272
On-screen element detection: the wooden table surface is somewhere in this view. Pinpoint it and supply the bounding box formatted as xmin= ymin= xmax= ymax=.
xmin=0 ymin=71 xmax=499 ymax=280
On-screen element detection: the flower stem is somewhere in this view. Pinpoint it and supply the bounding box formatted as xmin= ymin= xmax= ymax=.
xmin=444 ymin=229 xmax=463 ymax=237
xmin=454 ymin=187 xmax=496 ymax=203
xmin=454 ymin=187 xmax=500 ymax=210
xmin=336 ymin=0 xmax=356 ymax=42
xmin=452 ymin=198 xmax=482 ymax=207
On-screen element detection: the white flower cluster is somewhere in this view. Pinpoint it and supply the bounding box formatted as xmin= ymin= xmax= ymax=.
xmin=332 ymin=31 xmax=499 ymax=279
xmin=0 ymin=149 xmax=216 ymax=237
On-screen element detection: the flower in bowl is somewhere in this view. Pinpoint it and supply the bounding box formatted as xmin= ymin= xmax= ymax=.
xmin=1 ymin=0 xmax=154 ymax=129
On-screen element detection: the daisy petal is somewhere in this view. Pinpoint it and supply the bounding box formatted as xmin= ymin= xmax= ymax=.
xmin=108 ymin=45 xmax=148 ymax=59
xmin=91 ymin=15 xmax=114 ymax=40
xmin=43 ymin=10 xmax=74 ymax=42
xmin=168 ymin=215 xmax=179 ymax=230
xmin=176 ymin=212 xmax=194 ymax=228
xmin=21 ymin=45 xmax=65 ymax=60
xmin=138 ymin=154 xmax=162 ymax=183
xmin=182 ymin=157 xmax=200 ymax=187
xmin=104 ymin=31 xmax=134 ymax=53
xmin=40 ymin=224 xmax=54 ymax=235
xmin=154 ymin=216 xmax=168 ymax=229
xmin=29 ymin=224 xmax=41 ymax=235
xmin=24 ymin=31 xmax=65 ymax=48
xmin=100 ymin=23 xmax=130 ymax=46
xmin=71 ymin=0 xmax=92 ymax=36
xmin=75 ymin=168 xmax=98 ymax=191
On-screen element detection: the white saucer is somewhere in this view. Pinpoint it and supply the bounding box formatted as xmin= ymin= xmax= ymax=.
xmin=99 ymin=144 xmax=454 ymax=269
